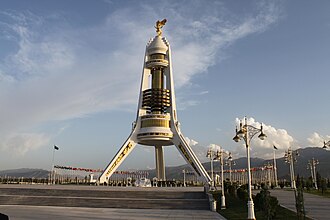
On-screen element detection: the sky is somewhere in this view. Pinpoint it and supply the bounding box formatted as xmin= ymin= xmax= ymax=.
xmin=1 ymin=0 xmax=330 ymax=171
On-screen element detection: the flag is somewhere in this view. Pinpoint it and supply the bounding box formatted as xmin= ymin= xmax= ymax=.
xmin=54 ymin=145 xmax=59 ymax=150
xmin=273 ymin=145 xmax=278 ymax=150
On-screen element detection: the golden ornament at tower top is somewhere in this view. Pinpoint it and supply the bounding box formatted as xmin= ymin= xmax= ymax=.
xmin=155 ymin=19 xmax=167 ymax=36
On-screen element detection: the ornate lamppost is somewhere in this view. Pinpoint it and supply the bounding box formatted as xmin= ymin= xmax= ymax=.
xmin=216 ymin=148 xmax=226 ymax=209
xmin=323 ymin=140 xmax=330 ymax=149
xmin=284 ymin=147 xmax=298 ymax=189
xmin=233 ymin=117 xmax=267 ymax=220
xmin=307 ymin=158 xmax=319 ymax=189
xmin=206 ymin=149 xmax=215 ymax=188
xmin=226 ymin=152 xmax=236 ymax=184
xmin=273 ymin=145 xmax=278 ymax=187
xmin=182 ymin=169 xmax=186 ymax=187
xmin=265 ymin=162 xmax=273 ymax=187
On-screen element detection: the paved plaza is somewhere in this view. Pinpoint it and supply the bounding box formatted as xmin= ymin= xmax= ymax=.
xmin=0 ymin=185 xmax=226 ymax=220
xmin=269 ymin=189 xmax=330 ymax=220
xmin=0 ymin=205 xmax=225 ymax=220
xmin=4 ymin=185 xmax=330 ymax=219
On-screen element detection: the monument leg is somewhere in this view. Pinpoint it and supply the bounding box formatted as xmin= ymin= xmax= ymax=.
xmin=98 ymin=135 xmax=137 ymax=185
xmin=172 ymin=133 xmax=211 ymax=185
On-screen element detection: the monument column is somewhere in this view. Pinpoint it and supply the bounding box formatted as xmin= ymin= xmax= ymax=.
xmin=155 ymin=146 xmax=165 ymax=180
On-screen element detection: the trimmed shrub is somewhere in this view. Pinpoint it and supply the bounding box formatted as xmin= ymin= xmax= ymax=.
xmin=255 ymin=187 xmax=279 ymax=220
xmin=237 ymin=184 xmax=248 ymax=201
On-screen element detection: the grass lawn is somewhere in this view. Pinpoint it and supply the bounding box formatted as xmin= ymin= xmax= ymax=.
xmin=304 ymin=189 xmax=330 ymax=198
xmin=214 ymin=194 xmax=312 ymax=220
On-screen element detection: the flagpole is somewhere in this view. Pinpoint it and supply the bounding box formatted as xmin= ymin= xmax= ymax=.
xmin=51 ymin=146 xmax=55 ymax=185
xmin=51 ymin=145 xmax=59 ymax=184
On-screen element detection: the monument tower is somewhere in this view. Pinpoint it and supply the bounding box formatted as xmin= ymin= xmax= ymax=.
xmin=99 ymin=20 xmax=211 ymax=185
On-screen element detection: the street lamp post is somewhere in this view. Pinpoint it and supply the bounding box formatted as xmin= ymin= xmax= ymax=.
xmin=216 ymin=149 xmax=226 ymax=209
xmin=226 ymin=152 xmax=236 ymax=184
xmin=284 ymin=147 xmax=298 ymax=189
xmin=182 ymin=169 xmax=186 ymax=187
xmin=307 ymin=162 xmax=314 ymax=187
xmin=266 ymin=163 xmax=272 ymax=187
xmin=207 ymin=149 xmax=215 ymax=188
xmin=308 ymin=158 xmax=319 ymax=189
xmin=323 ymin=140 xmax=330 ymax=149
xmin=233 ymin=117 xmax=267 ymax=220
xmin=273 ymin=146 xmax=278 ymax=187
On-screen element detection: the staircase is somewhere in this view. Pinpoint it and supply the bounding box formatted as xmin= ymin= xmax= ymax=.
xmin=0 ymin=186 xmax=210 ymax=210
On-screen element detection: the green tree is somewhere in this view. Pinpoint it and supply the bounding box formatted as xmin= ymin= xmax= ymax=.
xmin=227 ymin=182 xmax=238 ymax=197
xmin=321 ymin=178 xmax=327 ymax=195
xmin=236 ymin=184 xmax=248 ymax=201
xmin=305 ymin=177 xmax=313 ymax=191
xmin=296 ymin=174 xmax=302 ymax=188
xmin=316 ymin=172 xmax=322 ymax=190
xmin=255 ymin=186 xmax=279 ymax=220
xmin=295 ymin=187 xmax=305 ymax=220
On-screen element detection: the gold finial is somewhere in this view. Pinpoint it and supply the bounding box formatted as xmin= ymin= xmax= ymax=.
xmin=155 ymin=19 xmax=167 ymax=36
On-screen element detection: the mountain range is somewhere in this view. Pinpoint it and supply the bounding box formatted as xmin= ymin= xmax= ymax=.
xmin=1 ymin=147 xmax=329 ymax=180
xmin=153 ymin=147 xmax=330 ymax=180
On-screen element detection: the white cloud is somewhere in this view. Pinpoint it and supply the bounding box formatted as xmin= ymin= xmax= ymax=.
xmin=207 ymin=143 xmax=230 ymax=157
xmin=307 ymin=132 xmax=330 ymax=147
xmin=0 ymin=2 xmax=281 ymax=156
xmin=208 ymin=144 xmax=221 ymax=152
xmin=233 ymin=117 xmax=295 ymax=159
xmin=199 ymin=91 xmax=209 ymax=95
xmin=182 ymin=137 xmax=214 ymax=163
xmin=185 ymin=136 xmax=198 ymax=146
xmin=176 ymin=99 xmax=199 ymax=110
xmin=2 ymin=133 xmax=50 ymax=156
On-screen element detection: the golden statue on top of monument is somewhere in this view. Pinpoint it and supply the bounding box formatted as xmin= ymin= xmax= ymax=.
xmin=155 ymin=19 xmax=167 ymax=36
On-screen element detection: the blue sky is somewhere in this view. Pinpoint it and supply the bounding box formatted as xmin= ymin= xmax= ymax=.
xmin=0 ymin=0 xmax=330 ymax=171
